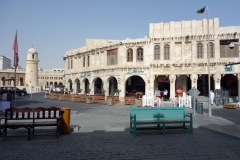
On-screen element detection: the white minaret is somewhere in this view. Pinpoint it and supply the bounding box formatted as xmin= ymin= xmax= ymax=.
xmin=25 ymin=47 xmax=39 ymax=89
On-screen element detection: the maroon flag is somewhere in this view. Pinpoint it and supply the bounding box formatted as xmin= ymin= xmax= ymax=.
xmin=13 ymin=30 xmax=18 ymax=68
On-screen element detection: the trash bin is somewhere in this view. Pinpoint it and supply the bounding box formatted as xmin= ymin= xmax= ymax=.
xmin=197 ymin=103 xmax=203 ymax=114
xmin=61 ymin=107 xmax=71 ymax=134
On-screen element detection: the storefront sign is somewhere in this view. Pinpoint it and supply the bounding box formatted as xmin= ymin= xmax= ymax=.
xmin=225 ymin=66 xmax=233 ymax=72
xmin=80 ymin=73 xmax=91 ymax=78
xmin=127 ymin=69 xmax=144 ymax=74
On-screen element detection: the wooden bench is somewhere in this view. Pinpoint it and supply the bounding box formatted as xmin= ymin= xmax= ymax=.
xmin=124 ymin=96 xmax=135 ymax=105
xmin=130 ymin=106 xmax=193 ymax=135
xmin=0 ymin=107 xmax=64 ymax=140
xmin=92 ymin=95 xmax=106 ymax=103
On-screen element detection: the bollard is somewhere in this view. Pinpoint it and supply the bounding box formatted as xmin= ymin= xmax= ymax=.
xmin=198 ymin=103 xmax=203 ymax=114
xmin=60 ymin=107 xmax=71 ymax=134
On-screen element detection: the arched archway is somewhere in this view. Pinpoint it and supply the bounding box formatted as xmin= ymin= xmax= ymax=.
xmin=54 ymin=82 xmax=58 ymax=86
xmin=125 ymin=76 xmax=145 ymax=96
xmin=107 ymin=76 xmax=118 ymax=96
xmin=20 ymin=77 xmax=24 ymax=86
xmin=83 ymin=78 xmax=90 ymax=94
xmin=67 ymin=79 xmax=73 ymax=91
xmin=155 ymin=75 xmax=170 ymax=97
xmin=74 ymin=78 xmax=80 ymax=94
xmin=1 ymin=77 xmax=5 ymax=86
xmin=221 ymin=74 xmax=238 ymax=96
xmin=197 ymin=75 xmax=214 ymax=96
xmin=92 ymin=77 xmax=103 ymax=94
xmin=176 ymin=75 xmax=191 ymax=96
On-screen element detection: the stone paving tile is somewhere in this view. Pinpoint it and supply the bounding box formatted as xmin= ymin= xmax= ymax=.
xmin=1 ymin=101 xmax=240 ymax=159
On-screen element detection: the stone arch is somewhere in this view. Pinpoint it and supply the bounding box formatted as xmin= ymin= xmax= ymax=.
xmin=91 ymin=77 xmax=103 ymax=95
xmin=106 ymin=76 xmax=118 ymax=96
xmin=67 ymin=79 xmax=73 ymax=91
xmin=20 ymin=77 xmax=24 ymax=86
xmin=74 ymin=78 xmax=81 ymax=94
xmin=1 ymin=77 xmax=5 ymax=86
xmin=82 ymin=78 xmax=90 ymax=94
xmin=221 ymin=74 xmax=238 ymax=96
xmin=125 ymin=75 xmax=146 ymax=96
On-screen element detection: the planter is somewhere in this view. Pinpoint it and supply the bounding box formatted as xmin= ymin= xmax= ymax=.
xmin=86 ymin=97 xmax=92 ymax=104
xmin=135 ymin=99 xmax=142 ymax=107
xmin=50 ymin=94 xmax=54 ymax=99
xmin=108 ymin=99 xmax=113 ymax=106
xmin=71 ymin=95 xmax=75 ymax=102
xmin=59 ymin=94 xmax=63 ymax=101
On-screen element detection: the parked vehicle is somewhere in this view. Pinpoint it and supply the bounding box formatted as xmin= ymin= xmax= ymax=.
xmin=0 ymin=86 xmax=28 ymax=96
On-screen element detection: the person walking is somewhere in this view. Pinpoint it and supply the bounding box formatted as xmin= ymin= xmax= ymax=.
xmin=210 ymin=90 xmax=215 ymax=105
xmin=29 ymin=87 xmax=32 ymax=98
xmin=163 ymin=89 xmax=168 ymax=101
xmin=7 ymin=90 xmax=13 ymax=107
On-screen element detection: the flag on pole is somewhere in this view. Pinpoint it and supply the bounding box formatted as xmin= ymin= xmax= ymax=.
xmin=13 ymin=30 xmax=19 ymax=68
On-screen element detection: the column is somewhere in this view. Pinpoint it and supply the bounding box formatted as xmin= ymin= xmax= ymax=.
xmin=190 ymin=74 xmax=198 ymax=88
xmin=169 ymin=74 xmax=176 ymax=98
xmin=238 ymin=74 xmax=240 ymax=102
xmin=213 ymin=73 xmax=221 ymax=90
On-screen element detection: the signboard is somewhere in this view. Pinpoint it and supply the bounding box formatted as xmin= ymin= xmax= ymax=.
xmin=80 ymin=73 xmax=91 ymax=78
xmin=127 ymin=69 xmax=144 ymax=74
xmin=225 ymin=66 xmax=233 ymax=72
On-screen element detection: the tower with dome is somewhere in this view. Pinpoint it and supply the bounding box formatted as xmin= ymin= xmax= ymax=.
xmin=25 ymin=47 xmax=39 ymax=90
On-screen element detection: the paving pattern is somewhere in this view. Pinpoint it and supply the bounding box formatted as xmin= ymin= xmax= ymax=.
xmin=1 ymin=93 xmax=240 ymax=160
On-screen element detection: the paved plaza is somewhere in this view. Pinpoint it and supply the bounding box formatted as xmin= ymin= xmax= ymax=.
xmin=1 ymin=92 xmax=240 ymax=160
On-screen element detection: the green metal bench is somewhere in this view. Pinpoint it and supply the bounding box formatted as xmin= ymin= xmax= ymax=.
xmin=130 ymin=106 xmax=193 ymax=135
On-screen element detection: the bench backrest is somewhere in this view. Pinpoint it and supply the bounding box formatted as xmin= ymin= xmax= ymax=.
xmin=130 ymin=106 xmax=185 ymax=119
xmin=5 ymin=107 xmax=63 ymax=120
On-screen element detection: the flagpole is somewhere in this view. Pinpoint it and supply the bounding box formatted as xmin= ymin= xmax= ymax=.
xmin=13 ymin=30 xmax=18 ymax=108
xmin=14 ymin=66 xmax=17 ymax=108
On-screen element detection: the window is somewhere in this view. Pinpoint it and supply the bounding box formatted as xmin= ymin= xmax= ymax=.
xmin=32 ymin=54 xmax=34 ymax=60
xmin=107 ymin=49 xmax=118 ymax=65
xmin=68 ymin=60 xmax=70 ymax=69
xmin=71 ymin=59 xmax=73 ymax=69
xmin=83 ymin=57 xmax=85 ymax=67
xmin=208 ymin=42 xmax=214 ymax=58
xmin=197 ymin=43 xmax=203 ymax=58
xmin=164 ymin=44 xmax=170 ymax=60
xmin=154 ymin=45 xmax=160 ymax=60
xmin=137 ymin=47 xmax=143 ymax=61
xmin=127 ymin=48 xmax=133 ymax=62
xmin=87 ymin=56 xmax=90 ymax=66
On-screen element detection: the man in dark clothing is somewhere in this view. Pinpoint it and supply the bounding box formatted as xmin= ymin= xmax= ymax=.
xmin=7 ymin=90 xmax=13 ymax=107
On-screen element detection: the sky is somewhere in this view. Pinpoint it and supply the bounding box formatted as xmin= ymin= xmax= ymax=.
xmin=0 ymin=0 xmax=240 ymax=70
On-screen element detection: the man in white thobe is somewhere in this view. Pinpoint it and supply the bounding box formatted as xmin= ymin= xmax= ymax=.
xmin=29 ymin=87 xmax=32 ymax=98
xmin=210 ymin=90 xmax=215 ymax=105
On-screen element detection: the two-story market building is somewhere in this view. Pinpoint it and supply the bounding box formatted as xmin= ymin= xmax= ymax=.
xmin=63 ymin=18 xmax=240 ymax=101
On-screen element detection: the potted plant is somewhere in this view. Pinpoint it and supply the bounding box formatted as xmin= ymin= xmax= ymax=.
xmin=135 ymin=97 xmax=142 ymax=107
xmin=107 ymin=94 xmax=114 ymax=106
xmin=86 ymin=94 xmax=92 ymax=104
xmin=135 ymin=92 xmax=143 ymax=107
xmin=101 ymin=88 xmax=106 ymax=95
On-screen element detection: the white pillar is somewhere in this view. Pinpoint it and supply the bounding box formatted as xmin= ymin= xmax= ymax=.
xmin=169 ymin=74 xmax=176 ymax=98
xmin=213 ymin=73 xmax=221 ymax=90
xmin=190 ymin=74 xmax=198 ymax=88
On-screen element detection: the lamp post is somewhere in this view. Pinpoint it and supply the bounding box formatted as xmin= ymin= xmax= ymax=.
xmin=197 ymin=6 xmax=211 ymax=116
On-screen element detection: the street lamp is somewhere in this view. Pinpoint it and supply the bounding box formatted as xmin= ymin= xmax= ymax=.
xmin=197 ymin=6 xmax=211 ymax=116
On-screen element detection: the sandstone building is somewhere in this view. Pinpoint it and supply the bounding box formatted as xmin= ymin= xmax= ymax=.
xmin=63 ymin=18 xmax=240 ymax=101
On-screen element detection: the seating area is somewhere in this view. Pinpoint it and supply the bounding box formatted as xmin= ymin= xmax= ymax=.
xmin=130 ymin=106 xmax=193 ymax=135
xmin=0 ymin=107 xmax=64 ymax=140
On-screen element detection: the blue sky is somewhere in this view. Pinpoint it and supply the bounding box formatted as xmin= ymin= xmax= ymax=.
xmin=0 ymin=0 xmax=239 ymax=69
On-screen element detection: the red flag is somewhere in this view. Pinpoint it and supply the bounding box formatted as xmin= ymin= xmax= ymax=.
xmin=13 ymin=30 xmax=18 ymax=68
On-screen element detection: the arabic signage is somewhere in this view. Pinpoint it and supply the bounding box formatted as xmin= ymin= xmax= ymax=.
xmin=225 ymin=66 xmax=233 ymax=72
xmin=127 ymin=69 xmax=144 ymax=74
xmin=80 ymin=73 xmax=91 ymax=78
